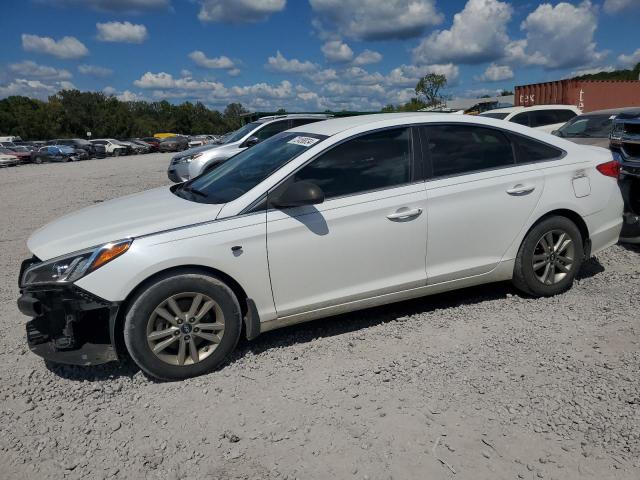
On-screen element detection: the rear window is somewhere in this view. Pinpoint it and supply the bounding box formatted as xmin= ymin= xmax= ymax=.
xmin=480 ymin=112 xmax=509 ymax=120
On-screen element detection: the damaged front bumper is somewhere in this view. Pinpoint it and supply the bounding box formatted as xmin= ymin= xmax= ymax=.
xmin=17 ymin=261 xmax=122 ymax=365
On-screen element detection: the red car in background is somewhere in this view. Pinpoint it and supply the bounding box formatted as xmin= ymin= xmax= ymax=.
xmin=140 ymin=137 xmax=161 ymax=152
xmin=0 ymin=146 xmax=32 ymax=163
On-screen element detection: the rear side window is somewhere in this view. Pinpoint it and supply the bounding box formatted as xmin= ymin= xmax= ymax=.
xmin=293 ymin=127 xmax=413 ymax=199
xmin=553 ymin=109 xmax=578 ymax=123
xmin=510 ymin=112 xmax=530 ymax=126
xmin=290 ymin=118 xmax=323 ymax=128
xmin=423 ymin=125 xmax=515 ymax=178
xmin=512 ymin=135 xmax=564 ymax=163
xmin=530 ymin=110 xmax=560 ymax=127
xmin=254 ymin=120 xmax=290 ymax=141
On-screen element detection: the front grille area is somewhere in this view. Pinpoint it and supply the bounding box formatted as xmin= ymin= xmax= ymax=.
xmin=624 ymin=123 xmax=640 ymax=135
xmin=623 ymin=142 xmax=640 ymax=159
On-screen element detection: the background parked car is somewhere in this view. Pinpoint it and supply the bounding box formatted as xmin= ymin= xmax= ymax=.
xmin=552 ymin=107 xmax=640 ymax=148
xmin=0 ymin=152 xmax=19 ymax=167
xmin=167 ymin=114 xmax=332 ymax=182
xmin=140 ymin=137 xmax=161 ymax=151
xmin=158 ymin=135 xmax=189 ymax=152
xmin=33 ymin=145 xmax=80 ymax=163
xmin=47 ymin=138 xmax=98 ymax=158
xmin=0 ymin=146 xmax=31 ymax=163
xmin=479 ymin=105 xmax=580 ymax=133
xmin=610 ymin=109 xmax=640 ymax=243
xmin=118 ymin=140 xmax=148 ymax=155
xmin=90 ymin=139 xmax=128 ymax=157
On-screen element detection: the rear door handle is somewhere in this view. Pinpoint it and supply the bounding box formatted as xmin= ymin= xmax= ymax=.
xmin=387 ymin=207 xmax=423 ymax=221
xmin=506 ymin=184 xmax=535 ymax=196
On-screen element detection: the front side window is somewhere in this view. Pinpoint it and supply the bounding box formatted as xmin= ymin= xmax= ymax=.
xmin=293 ymin=128 xmax=413 ymax=200
xmin=223 ymin=122 xmax=261 ymax=144
xmin=254 ymin=121 xmax=290 ymax=141
xmin=424 ymin=125 xmax=515 ymax=178
xmin=290 ymin=118 xmax=323 ymax=128
xmin=554 ymin=110 xmax=578 ymax=123
xmin=178 ymin=132 xmax=326 ymax=204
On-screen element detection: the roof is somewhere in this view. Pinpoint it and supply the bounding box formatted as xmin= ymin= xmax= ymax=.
xmin=256 ymin=113 xmax=333 ymax=123
xmin=487 ymin=104 xmax=580 ymax=114
xmin=581 ymin=107 xmax=640 ymax=116
xmin=289 ymin=113 xmax=433 ymax=136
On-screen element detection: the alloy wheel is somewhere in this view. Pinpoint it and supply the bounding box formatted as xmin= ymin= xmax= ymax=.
xmin=146 ymin=292 xmax=225 ymax=366
xmin=532 ymin=229 xmax=576 ymax=285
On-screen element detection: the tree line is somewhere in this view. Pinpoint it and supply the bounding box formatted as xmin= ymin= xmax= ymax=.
xmin=0 ymin=90 xmax=249 ymax=140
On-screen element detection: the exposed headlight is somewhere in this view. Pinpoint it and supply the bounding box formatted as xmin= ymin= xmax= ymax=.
xmin=22 ymin=239 xmax=132 ymax=286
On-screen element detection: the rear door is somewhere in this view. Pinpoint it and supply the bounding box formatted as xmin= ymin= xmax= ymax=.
xmin=421 ymin=124 xmax=545 ymax=284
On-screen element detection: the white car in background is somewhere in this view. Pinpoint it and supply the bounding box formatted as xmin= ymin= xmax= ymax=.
xmin=90 ymin=139 xmax=128 ymax=157
xmin=480 ymin=105 xmax=581 ymax=133
xmin=18 ymin=113 xmax=623 ymax=380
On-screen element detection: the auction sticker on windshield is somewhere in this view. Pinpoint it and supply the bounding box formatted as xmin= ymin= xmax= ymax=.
xmin=287 ymin=136 xmax=320 ymax=147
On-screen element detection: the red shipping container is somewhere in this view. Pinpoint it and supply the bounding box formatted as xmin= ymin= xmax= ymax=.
xmin=515 ymin=79 xmax=640 ymax=113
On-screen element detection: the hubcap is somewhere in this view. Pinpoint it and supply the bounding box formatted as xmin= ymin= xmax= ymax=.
xmin=146 ymin=292 xmax=225 ymax=366
xmin=532 ymin=229 xmax=576 ymax=285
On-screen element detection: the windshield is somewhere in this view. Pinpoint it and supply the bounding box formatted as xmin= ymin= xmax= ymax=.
xmin=176 ymin=132 xmax=326 ymax=204
xmin=480 ymin=112 xmax=509 ymax=120
xmin=223 ymin=122 xmax=261 ymax=144
xmin=556 ymin=114 xmax=614 ymax=138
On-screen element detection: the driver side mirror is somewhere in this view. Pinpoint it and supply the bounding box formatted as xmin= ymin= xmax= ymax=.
xmin=244 ymin=136 xmax=260 ymax=148
xmin=270 ymin=181 xmax=325 ymax=208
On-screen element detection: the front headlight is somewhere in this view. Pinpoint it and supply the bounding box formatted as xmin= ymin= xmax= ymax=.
xmin=174 ymin=152 xmax=203 ymax=165
xmin=22 ymin=239 xmax=132 ymax=286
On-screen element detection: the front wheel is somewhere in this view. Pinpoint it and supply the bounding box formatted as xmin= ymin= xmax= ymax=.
xmin=113 ymin=149 xmax=121 ymax=157
xmin=124 ymin=272 xmax=242 ymax=380
xmin=512 ymin=216 xmax=584 ymax=297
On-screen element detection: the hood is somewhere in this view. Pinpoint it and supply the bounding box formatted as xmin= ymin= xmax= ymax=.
xmin=28 ymin=186 xmax=223 ymax=260
xmin=565 ymin=137 xmax=611 ymax=148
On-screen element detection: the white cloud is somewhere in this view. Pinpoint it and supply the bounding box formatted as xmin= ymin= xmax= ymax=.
xmin=21 ymin=34 xmax=89 ymax=59
xmin=305 ymin=68 xmax=338 ymax=84
xmin=189 ymin=51 xmax=239 ymax=74
xmin=353 ymin=49 xmax=382 ymax=66
xmin=322 ymin=40 xmax=354 ymax=63
xmin=0 ymin=78 xmax=76 ymax=100
xmin=412 ymin=0 xmax=512 ymax=65
xmin=309 ymin=0 xmax=442 ymax=40
xmin=134 ymin=72 xmax=225 ymax=91
xmin=9 ymin=61 xmax=72 ymax=80
xmin=44 ymin=0 xmax=169 ymax=12
xmin=78 ymin=64 xmax=113 ymax=77
xmin=198 ymin=0 xmax=286 ymax=23
xmin=463 ymin=87 xmax=505 ymax=98
xmin=342 ymin=67 xmax=384 ymax=85
xmin=96 ymin=21 xmax=148 ymax=43
xmin=475 ymin=63 xmax=513 ymax=82
xmin=604 ymin=0 xmax=639 ymax=14
xmin=570 ymin=66 xmax=615 ymax=77
xmin=513 ymin=1 xmax=606 ymax=70
xmin=266 ymin=51 xmax=318 ymax=73
xmin=618 ymin=49 xmax=640 ymax=68
xmin=116 ymin=90 xmax=141 ymax=101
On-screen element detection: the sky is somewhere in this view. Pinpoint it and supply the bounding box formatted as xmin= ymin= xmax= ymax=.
xmin=0 ymin=0 xmax=638 ymax=112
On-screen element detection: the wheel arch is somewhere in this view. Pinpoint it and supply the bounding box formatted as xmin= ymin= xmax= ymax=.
xmin=525 ymin=208 xmax=591 ymax=257
xmin=111 ymin=264 xmax=250 ymax=359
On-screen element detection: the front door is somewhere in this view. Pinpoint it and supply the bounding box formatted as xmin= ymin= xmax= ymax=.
xmin=266 ymin=127 xmax=428 ymax=318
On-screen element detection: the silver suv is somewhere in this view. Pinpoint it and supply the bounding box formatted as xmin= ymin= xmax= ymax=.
xmin=167 ymin=114 xmax=332 ymax=182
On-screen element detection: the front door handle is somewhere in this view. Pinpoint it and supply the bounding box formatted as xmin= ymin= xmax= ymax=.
xmin=387 ymin=207 xmax=423 ymax=221
xmin=506 ymin=184 xmax=535 ymax=196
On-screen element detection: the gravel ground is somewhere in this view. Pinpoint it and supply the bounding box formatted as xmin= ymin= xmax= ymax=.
xmin=1 ymin=153 xmax=639 ymax=480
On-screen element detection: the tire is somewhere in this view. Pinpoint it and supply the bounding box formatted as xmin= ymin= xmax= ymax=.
xmin=512 ymin=216 xmax=584 ymax=297
xmin=34 ymin=157 xmax=43 ymax=164
xmin=113 ymin=149 xmax=121 ymax=157
xmin=123 ymin=272 xmax=242 ymax=381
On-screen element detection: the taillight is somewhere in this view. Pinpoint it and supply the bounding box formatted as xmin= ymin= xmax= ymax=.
xmin=596 ymin=160 xmax=620 ymax=178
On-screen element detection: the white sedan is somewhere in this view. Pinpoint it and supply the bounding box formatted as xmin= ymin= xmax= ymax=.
xmin=18 ymin=113 xmax=623 ymax=380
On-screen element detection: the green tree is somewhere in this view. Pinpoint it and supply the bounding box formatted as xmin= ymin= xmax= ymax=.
xmin=415 ymin=73 xmax=447 ymax=107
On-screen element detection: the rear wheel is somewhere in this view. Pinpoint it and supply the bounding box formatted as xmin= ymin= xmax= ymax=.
xmin=513 ymin=216 xmax=584 ymax=297
xmin=113 ymin=149 xmax=121 ymax=157
xmin=124 ymin=272 xmax=242 ymax=380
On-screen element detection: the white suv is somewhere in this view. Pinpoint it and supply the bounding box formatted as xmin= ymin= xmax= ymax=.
xmin=90 ymin=139 xmax=128 ymax=156
xmin=18 ymin=113 xmax=622 ymax=380
xmin=480 ymin=105 xmax=581 ymax=133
